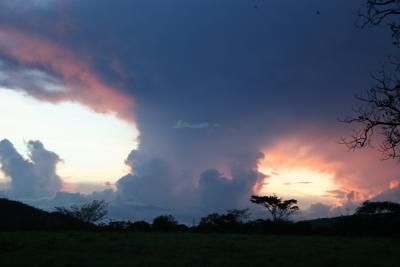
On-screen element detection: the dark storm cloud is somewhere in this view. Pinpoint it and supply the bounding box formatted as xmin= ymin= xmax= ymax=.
xmin=0 ymin=0 xmax=397 ymax=219
xmin=116 ymin=151 xmax=179 ymax=207
xmin=198 ymin=165 xmax=265 ymax=212
xmin=0 ymin=139 xmax=62 ymax=198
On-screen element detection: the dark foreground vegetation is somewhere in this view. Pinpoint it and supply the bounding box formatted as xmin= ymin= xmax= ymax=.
xmin=2 ymin=198 xmax=400 ymax=236
xmin=1 ymin=198 xmax=400 ymax=266
xmin=1 ymin=231 xmax=400 ymax=267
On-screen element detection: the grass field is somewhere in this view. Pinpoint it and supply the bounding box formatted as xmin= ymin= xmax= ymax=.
xmin=0 ymin=232 xmax=399 ymax=267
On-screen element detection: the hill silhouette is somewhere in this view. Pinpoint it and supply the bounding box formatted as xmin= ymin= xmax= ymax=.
xmin=0 ymin=198 xmax=94 ymax=230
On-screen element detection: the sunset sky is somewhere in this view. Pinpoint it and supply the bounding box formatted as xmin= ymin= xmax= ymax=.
xmin=1 ymin=0 xmax=400 ymax=221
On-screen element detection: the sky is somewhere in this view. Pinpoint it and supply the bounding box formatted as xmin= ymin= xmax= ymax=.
xmin=0 ymin=0 xmax=400 ymax=222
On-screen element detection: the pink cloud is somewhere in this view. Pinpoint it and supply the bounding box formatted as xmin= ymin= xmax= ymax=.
xmin=0 ymin=26 xmax=135 ymax=122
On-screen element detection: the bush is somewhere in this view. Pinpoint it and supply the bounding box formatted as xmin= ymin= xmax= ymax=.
xmin=152 ymin=215 xmax=179 ymax=232
xmin=128 ymin=221 xmax=151 ymax=232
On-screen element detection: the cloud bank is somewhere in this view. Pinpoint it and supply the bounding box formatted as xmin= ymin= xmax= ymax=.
xmin=0 ymin=139 xmax=62 ymax=198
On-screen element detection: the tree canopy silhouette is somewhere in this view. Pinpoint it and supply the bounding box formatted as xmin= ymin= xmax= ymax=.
xmin=342 ymin=0 xmax=400 ymax=159
xmin=152 ymin=215 xmax=179 ymax=232
xmin=356 ymin=200 xmax=400 ymax=214
xmin=55 ymin=200 xmax=108 ymax=224
xmin=198 ymin=209 xmax=250 ymax=232
xmin=250 ymin=195 xmax=299 ymax=222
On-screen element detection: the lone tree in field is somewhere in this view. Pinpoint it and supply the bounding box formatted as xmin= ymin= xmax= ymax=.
xmin=250 ymin=195 xmax=299 ymax=222
xmin=55 ymin=200 xmax=108 ymax=224
xmin=356 ymin=200 xmax=400 ymax=214
xmin=342 ymin=0 xmax=400 ymax=159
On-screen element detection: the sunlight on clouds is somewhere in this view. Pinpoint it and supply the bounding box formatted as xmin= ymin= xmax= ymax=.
xmin=257 ymin=137 xmax=340 ymax=205
xmin=0 ymin=89 xmax=138 ymax=184
xmin=258 ymin=165 xmax=337 ymax=204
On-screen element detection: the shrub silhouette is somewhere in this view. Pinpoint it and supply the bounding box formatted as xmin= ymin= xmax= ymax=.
xmin=152 ymin=215 xmax=179 ymax=232
xmin=128 ymin=221 xmax=152 ymax=232
xmin=356 ymin=201 xmax=400 ymax=215
xmin=198 ymin=209 xmax=249 ymax=233
xmin=55 ymin=200 xmax=108 ymax=224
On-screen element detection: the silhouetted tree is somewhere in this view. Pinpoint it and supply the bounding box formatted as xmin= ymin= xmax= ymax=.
xmin=224 ymin=209 xmax=250 ymax=224
xmin=55 ymin=200 xmax=108 ymax=224
xmin=340 ymin=68 xmax=400 ymax=159
xmin=198 ymin=209 xmax=250 ymax=232
xmin=356 ymin=200 xmax=400 ymax=214
xmin=250 ymin=195 xmax=299 ymax=222
xmin=342 ymin=1 xmax=400 ymax=159
xmin=152 ymin=215 xmax=179 ymax=232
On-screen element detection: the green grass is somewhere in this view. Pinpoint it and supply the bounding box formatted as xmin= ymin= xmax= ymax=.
xmin=0 ymin=232 xmax=399 ymax=267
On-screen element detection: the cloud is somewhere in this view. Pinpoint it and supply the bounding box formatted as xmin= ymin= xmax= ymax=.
xmin=0 ymin=0 xmax=396 ymax=223
xmin=1 ymin=0 xmax=57 ymax=9
xmin=304 ymin=203 xmax=334 ymax=219
xmin=259 ymin=128 xmax=400 ymax=203
xmin=173 ymin=120 xmax=219 ymax=129
xmin=0 ymin=62 xmax=65 ymax=93
xmin=116 ymin=150 xmax=179 ymax=207
xmin=325 ymin=189 xmax=347 ymax=199
xmin=1 ymin=137 xmax=389 ymax=222
xmin=115 ymin=149 xmax=266 ymax=216
xmin=0 ymin=26 xmax=135 ymax=122
xmin=372 ymin=181 xmax=400 ymax=203
xmin=302 ymin=202 xmax=356 ymax=219
xmin=284 ymin=182 xmax=313 ymax=186
xmin=198 ymin=166 xmax=265 ymax=213
xmin=0 ymin=138 xmax=263 ymax=221
xmin=0 ymin=139 xmax=62 ymax=198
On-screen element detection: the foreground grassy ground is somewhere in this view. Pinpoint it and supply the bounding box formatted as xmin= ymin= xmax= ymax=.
xmin=0 ymin=232 xmax=399 ymax=267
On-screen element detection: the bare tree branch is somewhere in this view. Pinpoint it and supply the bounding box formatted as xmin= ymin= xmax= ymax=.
xmin=341 ymin=63 xmax=400 ymax=159
xmin=357 ymin=0 xmax=400 ymax=46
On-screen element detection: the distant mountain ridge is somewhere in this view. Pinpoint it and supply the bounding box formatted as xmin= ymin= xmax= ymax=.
xmin=0 ymin=198 xmax=93 ymax=230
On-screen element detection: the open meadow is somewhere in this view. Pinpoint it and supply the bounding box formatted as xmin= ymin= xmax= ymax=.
xmin=0 ymin=232 xmax=399 ymax=267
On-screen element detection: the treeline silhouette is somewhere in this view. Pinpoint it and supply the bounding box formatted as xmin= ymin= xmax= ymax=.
xmin=1 ymin=197 xmax=400 ymax=236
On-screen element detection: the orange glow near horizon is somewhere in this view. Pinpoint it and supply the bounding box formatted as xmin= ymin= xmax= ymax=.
xmin=256 ymin=130 xmax=400 ymax=206
xmin=256 ymin=133 xmax=360 ymax=205
xmin=257 ymin=152 xmax=339 ymax=205
xmin=258 ymin=166 xmax=336 ymax=197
